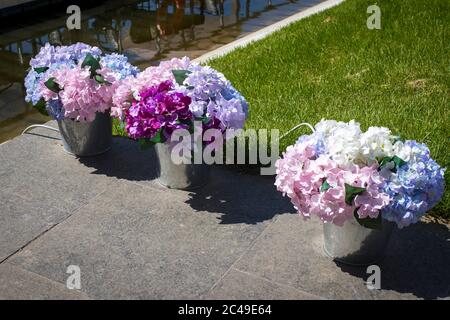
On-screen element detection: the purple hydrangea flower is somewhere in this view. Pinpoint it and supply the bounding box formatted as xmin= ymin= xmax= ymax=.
xmin=125 ymin=80 xmax=192 ymax=140
xmin=180 ymin=65 xmax=248 ymax=132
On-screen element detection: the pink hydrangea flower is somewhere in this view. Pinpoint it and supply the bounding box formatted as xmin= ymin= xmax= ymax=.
xmin=112 ymin=57 xmax=192 ymax=119
xmin=42 ymin=65 xmax=118 ymax=122
xmin=275 ymin=136 xmax=390 ymax=226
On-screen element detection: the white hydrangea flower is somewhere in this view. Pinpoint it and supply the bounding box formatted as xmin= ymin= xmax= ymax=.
xmin=311 ymin=119 xmax=407 ymax=168
xmin=316 ymin=119 xmax=362 ymax=168
xmin=359 ymin=126 xmax=395 ymax=165
xmin=391 ymin=140 xmax=412 ymax=162
xmin=314 ymin=119 xmax=340 ymax=136
xmin=392 ymin=139 xmax=432 ymax=164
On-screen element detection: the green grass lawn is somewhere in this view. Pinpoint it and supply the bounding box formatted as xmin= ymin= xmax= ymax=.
xmin=114 ymin=0 xmax=449 ymax=218
xmin=209 ymin=0 xmax=449 ymax=218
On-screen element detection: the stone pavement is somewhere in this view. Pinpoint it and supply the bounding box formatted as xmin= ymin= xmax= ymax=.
xmin=0 ymin=122 xmax=449 ymax=300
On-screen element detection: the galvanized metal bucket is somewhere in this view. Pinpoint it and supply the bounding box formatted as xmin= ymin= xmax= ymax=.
xmin=57 ymin=111 xmax=112 ymax=157
xmin=323 ymin=218 xmax=394 ymax=266
xmin=154 ymin=142 xmax=210 ymax=190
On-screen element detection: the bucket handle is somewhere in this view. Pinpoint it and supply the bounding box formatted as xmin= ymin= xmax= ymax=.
xmin=22 ymin=124 xmax=60 ymax=135
xmin=279 ymin=122 xmax=315 ymax=141
xmin=21 ymin=122 xmax=315 ymax=140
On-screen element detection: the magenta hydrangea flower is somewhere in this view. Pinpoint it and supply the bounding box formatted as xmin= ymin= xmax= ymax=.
xmin=112 ymin=57 xmax=249 ymax=136
xmin=125 ymin=80 xmax=192 ymax=140
xmin=111 ymin=57 xmax=191 ymax=118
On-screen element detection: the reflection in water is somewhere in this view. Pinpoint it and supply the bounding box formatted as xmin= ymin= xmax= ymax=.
xmin=0 ymin=0 xmax=319 ymax=143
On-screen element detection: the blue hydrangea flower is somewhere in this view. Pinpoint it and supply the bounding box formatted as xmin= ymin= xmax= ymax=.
xmin=24 ymin=69 xmax=44 ymax=106
xmin=100 ymin=53 xmax=139 ymax=80
xmin=24 ymin=62 xmax=67 ymax=105
xmin=220 ymin=86 xmax=249 ymax=117
xmin=296 ymin=131 xmax=326 ymax=157
xmin=381 ymin=141 xmax=445 ymax=228
xmin=24 ymin=43 xmax=102 ymax=120
xmin=29 ymin=42 xmax=102 ymax=68
xmin=181 ymin=65 xmax=248 ymax=131
xmin=46 ymin=99 xmax=65 ymax=120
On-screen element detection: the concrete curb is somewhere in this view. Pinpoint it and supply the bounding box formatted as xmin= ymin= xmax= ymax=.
xmin=0 ymin=139 xmax=11 ymax=146
xmin=193 ymin=0 xmax=345 ymax=64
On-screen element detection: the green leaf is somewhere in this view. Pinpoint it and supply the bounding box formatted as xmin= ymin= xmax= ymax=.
xmin=94 ymin=74 xmax=111 ymax=85
xmin=81 ymin=53 xmax=101 ymax=73
xmin=31 ymin=98 xmax=49 ymax=116
xmin=172 ymin=69 xmax=191 ymax=85
xmin=320 ymin=180 xmax=331 ymax=192
xmin=34 ymin=66 xmax=49 ymax=74
xmin=354 ymin=210 xmax=382 ymax=229
xmin=177 ymin=118 xmax=196 ymax=134
xmin=379 ymin=155 xmax=406 ymax=173
xmin=149 ymin=129 xmax=164 ymax=144
xmin=196 ymin=116 xmax=210 ymax=124
xmin=138 ymin=138 xmax=154 ymax=150
xmin=138 ymin=130 xmax=164 ymax=150
xmin=344 ymin=183 xmax=366 ymax=205
xmin=392 ymin=155 xmax=406 ymax=169
xmin=392 ymin=135 xmax=405 ymax=143
xmin=379 ymin=156 xmax=393 ymax=168
xmin=44 ymin=77 xmax=61 ymax=93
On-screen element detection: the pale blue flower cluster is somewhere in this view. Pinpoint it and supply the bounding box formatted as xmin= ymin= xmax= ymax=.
xmin=46 ymin=99 xmax=65 ymax=121
xmin=296 ymin=131 xmax=326 ymax=157
xmin=24 ymin=43 xmax=103 ymax=119
xmin=24 ymin=69 xmax=47 ymax=105
xmin=381 ymin=141 xmax=445 ymax=228
xmin=24 ymin=63 xmax=66 ymax=105
xmin=100 ymin=53 xmax=139 ymax=80
xmin=182 ymin=65 xmax=248 ymax=131
xmin=29 ymin=42 xmax=102 ymax=68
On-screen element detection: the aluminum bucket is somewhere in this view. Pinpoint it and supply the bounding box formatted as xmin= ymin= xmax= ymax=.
xmin=155 ymin=142 xmax=210 ymax=190
xmin=323 ymin=218 xmax=394 ymax=266
xmin=57 ymin=111 xmax=112 ymax=157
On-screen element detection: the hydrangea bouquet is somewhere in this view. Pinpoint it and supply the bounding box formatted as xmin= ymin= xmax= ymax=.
xmin=275 ymin=119 xmax=445 ymax=229
xmin=112 ymin=57 xmax=248 ymax=145
xmin=25 ymin=43 xmax=138 ymax=122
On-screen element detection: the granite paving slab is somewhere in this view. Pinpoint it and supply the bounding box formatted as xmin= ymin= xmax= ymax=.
xmin=0 ymin=125 xmax=157 ymax=262
xmin=0 ymin=122 xmax=448 ymax=299
xmin=0 ymin=130 xmax=113 ymax=213
xmin=232 ymin=214 xmax=450 ymax=300
xmin=0 ymin=192 xmax=67 ymax=261
xmin=205 ymin=268 xmax=321 ymax=300
xmin=0 ymin=263 xmax=89 ymax=300
xmin=7 ymin=181 xmax=274 ymax=299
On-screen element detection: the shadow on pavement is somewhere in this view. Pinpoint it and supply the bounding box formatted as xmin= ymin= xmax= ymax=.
xmin=336 ymin=221 xmax=450 ymax=299
xmin=185 ymin=166 xmax=296 ymax=225
xmin=78 ymin=137 xmax=160 ymax=181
